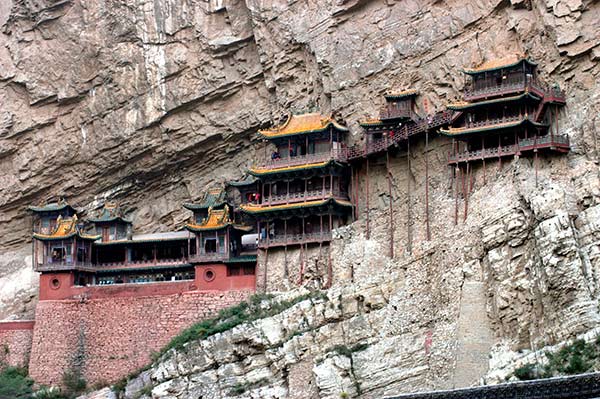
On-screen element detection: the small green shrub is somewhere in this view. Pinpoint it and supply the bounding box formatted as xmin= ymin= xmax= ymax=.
xmin=62 ymin=371 xmax=86 ymax=397
xmin=513 ymin=364 xmax=537 ymax=380
xmin=33 ymin=387 xmax=67 ymax=399
xmin=0 ymin=366 xmax=33 ymax=399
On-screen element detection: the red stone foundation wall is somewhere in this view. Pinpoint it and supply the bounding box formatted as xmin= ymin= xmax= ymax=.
xmin=28 ymin=284 xmax=252 ymax=386
xmin=0 ymin=321 xmax=35 ymax=368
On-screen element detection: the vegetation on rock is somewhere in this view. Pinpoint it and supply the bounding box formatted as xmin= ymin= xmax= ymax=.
xmin=512 ymin=337 xmax=600 ymax=381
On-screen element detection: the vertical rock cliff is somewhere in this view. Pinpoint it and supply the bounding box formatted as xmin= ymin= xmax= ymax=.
xmin=1 ymin=0 xmax=599 ymax=396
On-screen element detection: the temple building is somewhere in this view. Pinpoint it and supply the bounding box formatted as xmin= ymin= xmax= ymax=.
xmin=230 ymin=113 xmax=353 ymax=289
xmin=29 ymin=195 xmax=257 ymax=299
xmin=184 ymin=190 xmax=257 ymax=289
xmin=358 ymin=89 xmax=419 ymax=155
xmin=442 ymin=55 xmax=568 ymax=164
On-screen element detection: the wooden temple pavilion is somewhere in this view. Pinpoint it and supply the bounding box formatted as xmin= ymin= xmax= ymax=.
xmin=236 ymin=113 xmax=353 ymax=250
xmin=443 ymin=55 xmax=568 ymax=165
xmin=29 ymin=196 xmax=257 ymax=296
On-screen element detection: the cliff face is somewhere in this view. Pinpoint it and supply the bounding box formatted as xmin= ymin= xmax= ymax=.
xmin=1 ymin=0 xmax=600 ymax=395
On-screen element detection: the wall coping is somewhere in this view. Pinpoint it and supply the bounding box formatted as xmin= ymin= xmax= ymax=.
xmin=0 ymin=320 xmax=36 ymax=331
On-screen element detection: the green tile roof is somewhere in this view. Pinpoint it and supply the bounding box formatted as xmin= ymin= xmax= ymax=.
xmin=183 ymin=189 xmax=227 ymax=211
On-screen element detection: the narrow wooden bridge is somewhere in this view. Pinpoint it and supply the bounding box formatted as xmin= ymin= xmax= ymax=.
xmin=346 ymin=111 xmax=453 ymax=160
xmin=386 ymin=372 xmax=600 ymax=399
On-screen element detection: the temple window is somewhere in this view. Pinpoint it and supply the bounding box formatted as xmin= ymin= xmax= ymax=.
xmin=204 ymin=238 xmax=217 ymax=253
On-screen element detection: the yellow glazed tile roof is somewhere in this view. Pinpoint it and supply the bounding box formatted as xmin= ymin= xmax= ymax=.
xmin=463 ymin=54 xmax=535 ymax=74
xmin=259 ymin=113 xmax=348 ymax=138
xmin=186 ymin=206 xmax=230 ymax=231
xmin=239 ymin=198 xmax=353 ymax=214
xmin=33 ymin=215 xmax=100 ymax=241
xmin=358 ymin=118 xmax=384 ymax=126
xmin=249 ymin=160 xmax=330 ymax=176
xmin=385 ymin=89 xmax=418 ymax=98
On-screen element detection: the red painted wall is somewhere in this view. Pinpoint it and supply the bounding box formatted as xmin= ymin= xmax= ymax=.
xmin=28 ymin=284 xmax=253 ymax=386
xmin=39 ymin=265 xmax=256 ymax=301
xmin=194 ymin=264 xmax=256 ymax=291
xmin=0 ymin=321 xmax=35 ymax=368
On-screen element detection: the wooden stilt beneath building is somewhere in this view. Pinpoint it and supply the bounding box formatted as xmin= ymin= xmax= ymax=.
xmin=387 ymin=151 xmax=394 ymax=258
xmin=366 ymin=157 xmax=370 ymax=239
xmin=407 ymin=138 xmax=412 ymax=254
xmin=463 ymin=162 xmax=469 ymax=222
xmin=425 ymin=130 xmax=431 ymax=241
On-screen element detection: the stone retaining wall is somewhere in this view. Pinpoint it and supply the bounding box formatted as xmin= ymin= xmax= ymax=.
xmin=0 ymin=321 xmax=34 ymax=368
xmin=28 ymin=285 xmax=251 ymax=386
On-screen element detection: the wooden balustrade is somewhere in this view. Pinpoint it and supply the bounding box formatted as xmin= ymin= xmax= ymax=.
xmin=263 ymin=189 xmax=348 ymax=206
xmin=448 ymin=135 xmax=570 ymax=163
xmin=258 ymin=149 xmax=347 ymax=170
xmin=258 ymin=231 xmax=333 ymax=248
xmin=464 ymin=78 xmax=566 ymax=102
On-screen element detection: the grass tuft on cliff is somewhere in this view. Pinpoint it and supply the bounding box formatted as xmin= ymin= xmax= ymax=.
xmin=113 ymin=290 xmax=327 ymax=394
xmin=0 ymin=366 xmax=33 ymax=399
xmin=161 ymin=291 xmax=326 ymax=356
xmin=512 ymin=337 xmax=600 ymax=381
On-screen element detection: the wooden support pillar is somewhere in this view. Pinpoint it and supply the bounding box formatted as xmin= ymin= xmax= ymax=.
xmin=330 ymin=173 xmax=333 ymax=196
xmin=425 ymin=130 xmax=431 ymax=241
xmin=366 ymin=157 xmax=370 ymax=239
xmin=407 ymin=138 xmax=412 ymax=254
xmin=463 ymin=162 xmax=469 ymax=222
xmin=454 ymin=167 xmax=459 ymax=225
xmin=534 ymin=150 xmax=539 ymax=187
xmin=269 ymin=183 xmax=272 ymax=205
xmin=354 ymin=164 xmax=359 ymax=219
xmin=299 ymin=216 xmax=305 ymax=285
xmin=263 ymin=248 xmax=268 ymax=292
xmin=327 ymin=245 xmax=333 ymax=288
xmin=350 ymin=166 xmax=355 ymax=221
xmin=187 ymin=231 xmax=191 ymax=260
xmin=387 ymin=151 xmax=394 ymax=258
xmin=498 ymin=136 xmax=502 ymax=170
xmin=284 ymin=219 xmax=288 ymax=278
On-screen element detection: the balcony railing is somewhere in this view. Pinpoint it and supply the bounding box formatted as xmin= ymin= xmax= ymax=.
xmin=347 ymin=111 xmax=453 ymax=160
xmin=460 ymin=114 xmax=525 ymax=130
xmin=464 ymin=78 xmax=566 ymax=102
xmin=258 ymin=231 xmax=333 ymax=248
xmin=379 ymin=106 xmax=413 ymax=121
xmin=257 ymin=149 xmax=347 ymax=170
xmin=262 ymin=189 xmax=348 ymax=206
xmin=35 ymin=262 xmax=96 ymax=272
xmin=187 ymin=253 xmax=228 ymax=263
xmin=448 ymin=135 xmax=570 ymax=163
xmin=97 ymin=258 xmax=190 ymax=270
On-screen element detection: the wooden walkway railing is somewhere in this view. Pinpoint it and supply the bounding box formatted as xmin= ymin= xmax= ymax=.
xmin=258 ymin=231 xmax=333 ymax=248
xmin=448 ymin=135 xmax=570 ymax=164
xmin=347 ymin=111 xmax=453 ymax=160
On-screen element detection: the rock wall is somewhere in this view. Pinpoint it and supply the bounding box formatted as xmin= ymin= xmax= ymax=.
xmin=0 ymin=321 xmax=34 ymax=368
xmin=29 ymin=288 xmax=251 ymax=386
xmin=0 ymin=0 xmax=599 ymax=396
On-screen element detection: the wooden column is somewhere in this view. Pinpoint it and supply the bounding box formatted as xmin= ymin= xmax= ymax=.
xmin=463 ymin=162 xmax=469 ymax=222
xmin=366 ymin=157 xmax=370 ymax=239
xmin=387 ymin=151 xmax=394 ymax=258
xmin=300 ymin=216 xmax=305 ymax=285
xmin=455 ymin=167 xmax=459 ymax=225
xmin=425 ymin=130 xmax=430 ymax=241
xmin=407 ymin=138 xmax=412 ymax=254
xmin=284 ymin=219 xmax=288 ymax=278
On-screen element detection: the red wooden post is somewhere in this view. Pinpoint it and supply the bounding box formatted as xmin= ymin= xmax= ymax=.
xmin=425 ymin=130 xmax=430 ymax=241
xmin=366 ymin=157 xmax=370 ymax=239
xmin=387 ymin=151 xmax=394 ymax=258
